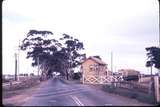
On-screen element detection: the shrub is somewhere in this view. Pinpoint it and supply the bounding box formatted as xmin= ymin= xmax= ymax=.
xmin=72 ymin=72 xmax=81 ymax=80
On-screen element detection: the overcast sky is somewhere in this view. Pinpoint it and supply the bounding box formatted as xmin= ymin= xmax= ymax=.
xmin=2 ymin=0 xmax=159 ymax=75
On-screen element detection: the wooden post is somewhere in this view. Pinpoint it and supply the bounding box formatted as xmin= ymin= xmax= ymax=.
xmin=82 ymin=70 xmax=85 ymax=84
xmin=154 ymin=76 xmax=160 ymax=103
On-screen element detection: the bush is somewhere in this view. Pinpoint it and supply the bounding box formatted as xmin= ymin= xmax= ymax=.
xmin=72 ymin=72 xmax=81 ymax=80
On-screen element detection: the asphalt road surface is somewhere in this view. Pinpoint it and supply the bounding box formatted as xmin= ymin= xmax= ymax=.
xmin=22 ymin=78 xmax=152 ymax=106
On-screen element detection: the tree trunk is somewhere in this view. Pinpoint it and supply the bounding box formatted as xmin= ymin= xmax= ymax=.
xmin=66 ymin=71 xmax=69 ymax=80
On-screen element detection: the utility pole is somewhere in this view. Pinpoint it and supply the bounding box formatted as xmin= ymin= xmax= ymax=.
xmin=151 ymin=65 xmax=153 ymax=76
xmin=17 ymin=53 xmax=19 ymax=81
xmin=37 ymin=57 xmax=40 ymax=76
xmin=17 ymin=39 xmax=20 ymax=81
xmin=15 ymin=53 xmax=17 ymax=81
xmin=114 ymin=66 xmax=116 ymax=72
xmin=111 ymin=51 xmax=113 ymax=74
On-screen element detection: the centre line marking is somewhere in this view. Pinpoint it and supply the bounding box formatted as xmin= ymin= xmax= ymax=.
xmin=70 ymin=95 xmax=84 ymax=106
xmin=73 ymin=96 xmax=84 ymax=106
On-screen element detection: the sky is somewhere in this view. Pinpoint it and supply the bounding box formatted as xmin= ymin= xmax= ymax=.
xmin=2 ymin=0 xmax=159 ymax=75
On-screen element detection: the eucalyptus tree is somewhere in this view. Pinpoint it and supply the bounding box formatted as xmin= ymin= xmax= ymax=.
xmin=20 ymin=30 xmax=63 ymax=76
xmin=20 ymin=30 xmax=86 ymax=80
xmin=59 ymin=33 xmax=86 ymax=80
xmin=146 ymin=46 xmax=160 ymax=72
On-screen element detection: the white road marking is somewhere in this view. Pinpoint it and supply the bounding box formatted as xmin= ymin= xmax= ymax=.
xmin=34 ymin=88 xmax=86 ymax=97
xmin=70 ymin=95 xmax=84 ymax=106
xmin=71 ymin=95 xmax=81 ymax=106
xmin=34 ymin=89 xmax=88 ymax=98
xmin=73 ymin=96 xmax=84 ymax=106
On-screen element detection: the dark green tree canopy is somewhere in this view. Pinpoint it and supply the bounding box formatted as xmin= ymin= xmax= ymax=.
xmin=20 ymin=30 xmax=85 ymax=79
xmin=145 ymin=46 xmax=160 ymax=70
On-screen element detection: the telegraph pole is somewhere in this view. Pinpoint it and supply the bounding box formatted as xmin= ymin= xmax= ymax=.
xmin=37 ymin=57 xmax=40 ymax=76
xmin=151 ymin=65 xmax=153 ymax=76
xmin=114 ymin=66 xmax=116 ymax=72
xmin=15 ymin=53 xmax=17 ymax=81
xmin=111 ymin=51 xmax=113 ymax=74
xmin=17 ymin=40 xmax=20 ymax=81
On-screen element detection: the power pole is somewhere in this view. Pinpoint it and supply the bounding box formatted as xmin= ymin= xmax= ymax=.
xmin=37 ymin=57 xmax=40 ymax=76
xmin=114 ymin=66 xmax=116 ymax=72
xmin=15 ymin=53 xmax=17 ymax=81
xmin=17 ymin=39 xmax=20 ymax=81
xmin=111 ymin=51 xmax=113 ymax=74
xmin=150 ymin=62 xmax=153 ymax=76
xmin=17 ymin=53 xmax=19 ymax=81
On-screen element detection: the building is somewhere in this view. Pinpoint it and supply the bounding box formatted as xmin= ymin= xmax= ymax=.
xmin=81 ymin=56 xmax=111 ymax=84
xmin=118 ymin=69 xmax=140 ymax=77
xmin=118 ymin=69 xmax=140 ymax=81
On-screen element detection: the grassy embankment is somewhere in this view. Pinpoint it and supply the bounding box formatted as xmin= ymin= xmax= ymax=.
xmin=102 ymin=84 xmax=157 ymax=105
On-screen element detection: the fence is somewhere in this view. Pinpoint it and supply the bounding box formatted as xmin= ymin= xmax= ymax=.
xmin=3 ymin=76 xmax=40 ymax=91
xmin=112 ymin=81 xmax=149 ymax=94
xmin=139 ymin=76 xmax=151 ymax=83
xmin=111 ymin=76 xmax=160 ymax=103
xmin=82 ymin=75 xmax=119 ymax=84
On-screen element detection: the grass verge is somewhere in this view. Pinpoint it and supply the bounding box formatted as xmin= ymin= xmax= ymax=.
xmin=3 ymin=78 xmax=41 ymax=98
xmin=102 ymin=85 xmax=156 ymax=104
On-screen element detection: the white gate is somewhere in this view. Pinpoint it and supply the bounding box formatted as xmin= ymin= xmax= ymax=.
xmin=83 ymin=75 xmax=119 ymax=84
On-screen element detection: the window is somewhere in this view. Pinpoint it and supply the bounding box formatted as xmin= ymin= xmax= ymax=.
xmin=90 ymin=64 xmax=99 ymax=72
xmin=90 ymin=65 xmax=94 ymax=71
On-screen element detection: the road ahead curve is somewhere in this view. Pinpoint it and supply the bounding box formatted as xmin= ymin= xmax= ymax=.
xmin=23 ymin=78 xmax=152 ymax=106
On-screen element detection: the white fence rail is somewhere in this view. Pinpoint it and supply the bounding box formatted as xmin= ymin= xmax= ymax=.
xmin=83 ymin=75 xmax=120 ymax=84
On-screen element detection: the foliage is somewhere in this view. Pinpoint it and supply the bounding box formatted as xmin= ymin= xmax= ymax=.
xmin=20 ymin=30 xmax=85 ymax=79
xmin=145 ymin=46 xmax=160 ymax=71
xmin=60 ymin=33 xmax=86 ymax=68
xmin=72 ymin=72 xmax=81 ymax=80
xmin=59 ymin=33 xmax=86 ymax=79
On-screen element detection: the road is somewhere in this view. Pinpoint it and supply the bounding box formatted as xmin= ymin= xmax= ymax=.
xmin=22 ymin=78 xmax=152 ymax=106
